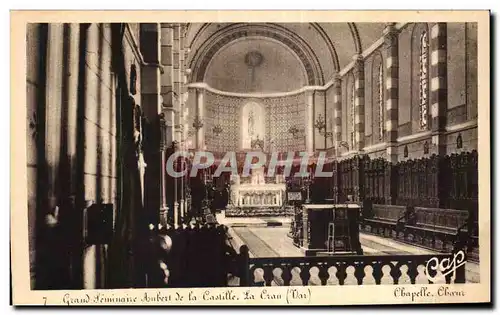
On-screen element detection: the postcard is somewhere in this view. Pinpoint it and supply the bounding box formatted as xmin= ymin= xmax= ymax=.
xmin=11 ymin=10 xmax=490 ymax=306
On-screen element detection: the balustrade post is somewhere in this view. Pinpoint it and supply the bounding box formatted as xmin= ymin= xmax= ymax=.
xmin=238 ymin=245 xmax=250 ymax=287
xmin=453 ymin=248 xmax=467 ymax=284
xmin=332 ymin=161 xmax=339 ymax=203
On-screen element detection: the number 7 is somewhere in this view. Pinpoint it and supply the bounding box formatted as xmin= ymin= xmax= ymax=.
xmin=43 ymin=297 xmax=47 ymax=306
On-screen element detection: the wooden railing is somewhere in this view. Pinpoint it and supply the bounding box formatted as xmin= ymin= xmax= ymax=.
xmin=237 ymin=246 xmax=466 ymax=286
xmin=151 ymin=224 xmax=235 ymax=288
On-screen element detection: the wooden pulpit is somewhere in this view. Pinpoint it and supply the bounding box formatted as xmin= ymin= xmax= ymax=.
xmin=300 ymin=203 xmax=363 ymax=256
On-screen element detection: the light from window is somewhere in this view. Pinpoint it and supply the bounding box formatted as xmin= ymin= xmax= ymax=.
xmin=419 ymin=31 xmax=429 ymax=130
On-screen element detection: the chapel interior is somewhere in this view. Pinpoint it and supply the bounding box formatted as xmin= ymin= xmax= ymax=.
xmin=25 ymin=22 xmax=479 ymax=289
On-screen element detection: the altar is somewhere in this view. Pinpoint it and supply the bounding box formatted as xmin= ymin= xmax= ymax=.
xmin=230 ymin=167 xmax=286 ymax=208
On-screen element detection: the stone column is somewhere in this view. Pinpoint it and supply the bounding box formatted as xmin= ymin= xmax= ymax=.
xmin=430 ymin=22 xmax=448 ymax=156
xmin=140 ymin=23 xmax=163 ymax=226
xmin=160 ymin=23 xmax=175 ymax=224
xmin=160 ymin=24 xmax=175 ymax=135
xmin=45 ymin=23 xmax=64 ymax=210
xmin=65 ymin=24 xmax=80 ymax=189
xmin=353 ymin=55 xmax=365 ymax=152
xmin=384 ymin=23 xmax=399 ymax=164
xmin=305 ymin=91 xmax=315 ymax=155
xmin=173 ymin=24 xmax=182 ymax=144
xmin=178 ymin=25 xmax=186 ymax=223
xmin=195 ymin=88 xmax=205 ymax=149
xmin=383 ymin=23 xmax=400 ymax=205
xmin=159 ymin=114 xmax=168 ymax=225
xmin=174 ymin=200 xmax=179 ymax=228
xmin=81 ymin=23 xmax=100 ymax=290
xmin=333 ymin=75 xmax=342 ymax=157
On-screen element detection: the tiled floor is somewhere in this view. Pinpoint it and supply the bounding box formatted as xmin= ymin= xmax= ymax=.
xmin=221 ymin=214 xmax=480 ymax=284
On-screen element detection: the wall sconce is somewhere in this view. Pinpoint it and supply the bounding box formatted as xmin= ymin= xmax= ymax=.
xmin=314 ymin=114 xmax=326 ymax=133
xmin=288 ymin=125 xmax=300 ymax=139
xmin=314 ymin=114 xmax=333 ymax=139
xmin=192 ymin=115 xmax=204 ymax=130
xmin=212 ymin=124 xmax=223 ymax=136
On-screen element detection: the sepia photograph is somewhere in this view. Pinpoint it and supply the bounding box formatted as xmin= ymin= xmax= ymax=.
xmin=11 ymin=10 xmax=491 ymax=305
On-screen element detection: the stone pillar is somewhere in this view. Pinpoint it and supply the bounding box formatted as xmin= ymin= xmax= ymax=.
xmin=178 ymin=25 xmax=186 ymax=221
xmin=81 ymin=23 xmax=100 ymax=290
xmin=62 ymin=24 xmax=80 ymax=198
xmin=159 ymin=114 xmax=168 ymax=225
xmin=140 ymin=23 xmax=163 ymax=226
xmin=305 ymin=91 xmax=315 ymax=155
xmin=160 ymin=23 xmax=175 ymax=129
xmin=430 ymin=23 xmax=448 ymax=156
xmin=383 ymin=23 xmax=400 ymax=205
xmin=195 ymin=88 xmax=205 ymax=149
xmin=333 ymin=75 xmax=342 ymax=157
xmin=173 ymin=24 xmax=182 ymax=143
xmin=160 ymin=24 xmax=176 ymax=224
xmin=172 ymin=25 xmax=182 ymax=224
xmin=179 ymin=198 xmax=184 ymax=224
xmin=45 ymin=23 xmax=64 ymax=210
xmin=174 ymin=201 xmax=179 ymax=228
xmin=353 ymin=55 xmax=365 ymax=152
xmin=384 ymin=23 xmax=399 ymax=164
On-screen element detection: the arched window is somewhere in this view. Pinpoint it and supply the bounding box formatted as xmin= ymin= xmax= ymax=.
xmin=378 ymin=64 xmax=384 ymax=141
xmin=419 ymin=31 xmax=429 ymax=130
xmin=350 ymin=81 xmax=355 ymax=149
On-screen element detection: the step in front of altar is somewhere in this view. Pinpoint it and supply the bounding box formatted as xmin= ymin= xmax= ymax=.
xmin=225 ymin=206 xmax=294 ymax=217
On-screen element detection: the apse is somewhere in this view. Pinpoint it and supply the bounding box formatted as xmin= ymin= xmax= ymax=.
xmin=204 ymin=37 xmax=308 ymax=93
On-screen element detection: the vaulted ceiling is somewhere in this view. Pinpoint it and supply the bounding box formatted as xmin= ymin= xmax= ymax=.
xmin=185 ymin=23 xmax=385 ymax=93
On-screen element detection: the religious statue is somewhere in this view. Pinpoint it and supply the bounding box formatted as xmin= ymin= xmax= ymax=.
xmin=250 ymin=166 xmax=266 ymax=185
xmin=242 ymin=102 xmax=265 ymax=150
xmin=248 ymin=110 xmax=254 ymax=138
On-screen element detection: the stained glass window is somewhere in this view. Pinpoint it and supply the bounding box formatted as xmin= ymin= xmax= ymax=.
xmin=378 ymin=64 xmax=384 ymax=141
xmin=419 ymin=31 xmax=429 ymax=130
